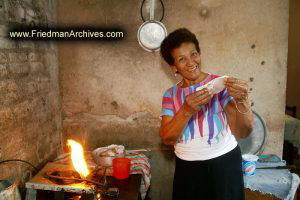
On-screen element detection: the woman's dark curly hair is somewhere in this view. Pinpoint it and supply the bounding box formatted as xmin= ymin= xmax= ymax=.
xmin=160 ymin=28 xmax=200 ymax=65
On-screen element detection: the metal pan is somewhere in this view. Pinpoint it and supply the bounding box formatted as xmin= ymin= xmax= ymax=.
xmin=137 ymin=0 xmax=167 ymax=52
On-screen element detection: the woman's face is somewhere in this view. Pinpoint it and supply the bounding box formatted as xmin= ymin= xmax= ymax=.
xmin=171 ymin=42 xmax=201 ymax=82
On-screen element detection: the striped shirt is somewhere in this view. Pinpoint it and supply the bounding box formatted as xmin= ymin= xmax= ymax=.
xmin=161 ymin=74 xmax=237 ymax=160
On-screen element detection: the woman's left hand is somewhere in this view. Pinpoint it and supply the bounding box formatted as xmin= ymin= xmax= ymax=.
xmin=224 ymin=77 xmax=249 ymax=102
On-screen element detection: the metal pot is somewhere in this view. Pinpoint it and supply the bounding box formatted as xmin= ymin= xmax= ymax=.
xmin=93 ymin=155 xmax=114 ymax=167
xmin=137 ymin=0 xmax=167 ymax=52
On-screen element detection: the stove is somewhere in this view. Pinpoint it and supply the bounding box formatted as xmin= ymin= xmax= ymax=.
xmin=25 ymin=162 xmax=141 ymax=200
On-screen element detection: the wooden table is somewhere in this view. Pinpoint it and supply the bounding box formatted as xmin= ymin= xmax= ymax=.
xmin=106 ymin=174 xmax=142 ymax=200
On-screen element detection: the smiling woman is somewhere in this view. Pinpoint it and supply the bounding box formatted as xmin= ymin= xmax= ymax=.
xmin=171 ymin=43 xmax=203 ymax=83
xmin=159 ymin=28 xmax=254 ymax=200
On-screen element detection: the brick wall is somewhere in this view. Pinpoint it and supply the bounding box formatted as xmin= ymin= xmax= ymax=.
xmin=0 ymin=0 xmax=61 ymax=183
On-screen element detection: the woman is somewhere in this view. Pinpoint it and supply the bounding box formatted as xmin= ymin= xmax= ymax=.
xmin=159 ymin=28 xmax=254 ymax=200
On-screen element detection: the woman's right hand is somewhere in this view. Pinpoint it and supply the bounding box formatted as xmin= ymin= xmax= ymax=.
xmin=183 ymin=88 xmax=213 ymax=115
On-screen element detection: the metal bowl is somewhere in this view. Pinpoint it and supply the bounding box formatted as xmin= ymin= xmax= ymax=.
xmin=93 ymin=152 xmax=125 ymax=167
xmin=137 ymin=20 xmax=167 ymax=52
xmin=93 ymin=155 xmax=114 ymax=167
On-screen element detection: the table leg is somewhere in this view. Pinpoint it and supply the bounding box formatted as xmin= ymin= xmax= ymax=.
xmin=25 ymin=188 xmax=37 ymax=200
xmin=54 ymin=191 xmax=64 ymax=200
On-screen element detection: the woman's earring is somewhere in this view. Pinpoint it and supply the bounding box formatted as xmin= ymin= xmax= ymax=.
xmin=174 ymin=71 xmax=178 ymax=77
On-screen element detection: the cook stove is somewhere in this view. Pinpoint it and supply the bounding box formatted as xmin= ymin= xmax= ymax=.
xmin=25 ymin=162 xmax=141 ymax=200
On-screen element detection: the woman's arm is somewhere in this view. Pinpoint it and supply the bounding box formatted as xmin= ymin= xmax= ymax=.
xmin=224 ymin=77 xmax=254 ymax=138
xmin=160 ymin=107 xmax=193 ymax=145
xmin=160 ymin=89 xmax=212 ymax=145
xmin=225 ymin=100 xmax=254 ymax=138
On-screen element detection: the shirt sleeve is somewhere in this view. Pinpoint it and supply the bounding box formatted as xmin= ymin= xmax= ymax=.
xmin=219 ymin=88 xmax=233 ymax=109
xmin=161 ymin=89 xmax=175 ymax=117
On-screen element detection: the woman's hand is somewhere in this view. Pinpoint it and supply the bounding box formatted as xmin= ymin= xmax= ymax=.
xmin=183 ymin=88 xmax=213 ymax=115
xmin=224 ymin=77 xmax=249 ymax=102
xmin=224 ymin=77 xmax=254 ymax=138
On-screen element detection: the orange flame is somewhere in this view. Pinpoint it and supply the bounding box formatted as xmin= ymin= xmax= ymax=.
xmin=67 ymin=139 xmax=90 ymax=179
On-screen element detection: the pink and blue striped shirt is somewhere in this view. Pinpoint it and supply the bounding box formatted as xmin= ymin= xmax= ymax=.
xmin=161 ymin=74 xmax=238 ymax=160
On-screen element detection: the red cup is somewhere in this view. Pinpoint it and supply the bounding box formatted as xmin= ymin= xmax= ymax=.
xmin=113 ymin=157 xmax=131 ymax=179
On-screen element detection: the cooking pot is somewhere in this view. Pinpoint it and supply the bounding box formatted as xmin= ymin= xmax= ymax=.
xmin=137 ymin=0 xmax=167 ymax=52
xmin=93 ymin=155 xmax=116 ymax=167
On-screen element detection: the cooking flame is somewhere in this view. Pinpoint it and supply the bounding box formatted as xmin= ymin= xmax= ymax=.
xmin=67 ymin=139 xmax=90 ymax=179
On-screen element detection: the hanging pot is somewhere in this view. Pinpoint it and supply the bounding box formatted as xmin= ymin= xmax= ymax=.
xmin=137 ymin=0 xmax=167 ymax=52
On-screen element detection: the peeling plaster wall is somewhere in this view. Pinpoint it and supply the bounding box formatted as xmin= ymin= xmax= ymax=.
xmin=0 ymin=0 xmax=61 ymax=183
xmin=286 ymin=0 xmax=300 ymax=120
xmin=58 ymin=0 xmax=288 ymax=199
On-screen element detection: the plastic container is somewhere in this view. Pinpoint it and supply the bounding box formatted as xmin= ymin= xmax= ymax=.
xmin=242 ymin=154 xmax=259 ymax=176
xmin=113 ymin=158 xmax=131 ymax=179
